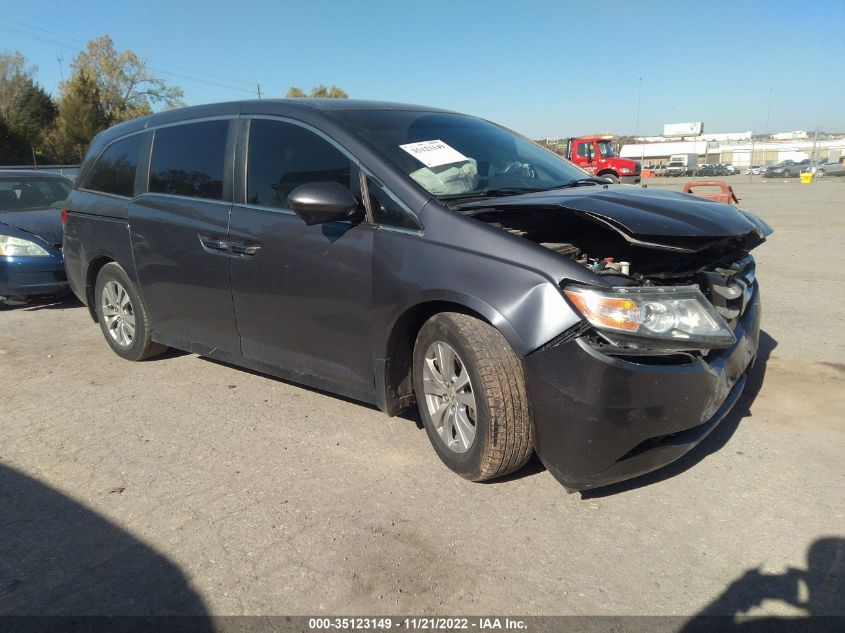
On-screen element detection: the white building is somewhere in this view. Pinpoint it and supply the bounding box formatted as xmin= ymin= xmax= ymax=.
xmin=621 ymin=137 xmax=845 ymax=167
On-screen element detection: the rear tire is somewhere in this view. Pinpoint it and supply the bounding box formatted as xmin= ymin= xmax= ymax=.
xmin=94 ymin=263 xmax=167 ymax=361
xmin=413 ymin=312 xmax=533 ymax=481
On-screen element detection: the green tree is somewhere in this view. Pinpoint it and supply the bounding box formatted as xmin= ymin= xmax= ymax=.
xmin=0 ymin=51 xmax=58 ymax=163
xmin=67 ymin=35 xmax=184 ymax=123
xmin=46 ymin=71 xmax=108 ymax=163
xmin=285 ymin=84 xmax=348 ymax=99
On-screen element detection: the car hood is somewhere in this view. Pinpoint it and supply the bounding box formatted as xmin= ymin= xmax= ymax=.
xmin=0 ymin=208 xmax=63 ymax=246
xmin=456 ymin=185 xmax=771 ymax=247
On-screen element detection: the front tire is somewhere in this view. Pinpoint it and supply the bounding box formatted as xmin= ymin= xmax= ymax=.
xmin=413 ymin=312 xmax=533 ymax=481
xmin=94 ymin=263 xmax=167 ymax=361
xmin=817 ymin=169 xmax=826 ymax=178
xmin=600 ymin=173 xmax=620 ymax=184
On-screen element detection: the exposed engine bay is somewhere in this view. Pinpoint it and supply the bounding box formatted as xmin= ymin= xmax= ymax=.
xmin=463 ymin=206 xmax=765 ymax=332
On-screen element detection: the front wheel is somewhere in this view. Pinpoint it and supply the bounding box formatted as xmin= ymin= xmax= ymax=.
xmin=599 ymin=173 xmax=620 ymax=184
xmin=816 ymin=169 xmax=826 ymax=178
xmin=95 ymin=263 xmax=167 ymax=361
xmin=413 ymin=312 xmax=533 ymax=481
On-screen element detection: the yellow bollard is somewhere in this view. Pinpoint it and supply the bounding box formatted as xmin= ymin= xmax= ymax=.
xmin=800 ymin=172 xmax=813 ymax=184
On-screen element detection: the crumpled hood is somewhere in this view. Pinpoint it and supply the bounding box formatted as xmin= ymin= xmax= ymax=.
xmin=0 ymin=208 xmax=63 ymax=246
xmin=457 ymin=185 xmax=766 ymax=240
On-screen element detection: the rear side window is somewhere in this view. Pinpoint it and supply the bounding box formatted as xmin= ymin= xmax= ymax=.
xmin=81 ymin=134 xmax=143 ymax=197
xmin=149 ymin=120 xmax=229 ymax=200
xmin=246 ymin=119 xmax=352 ymax=209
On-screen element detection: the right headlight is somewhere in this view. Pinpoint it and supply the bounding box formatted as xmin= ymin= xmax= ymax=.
xmin=0 ymin=235 xmax=50 ymax=257
xmin=563 ymin=284 xmax=736 ymax=351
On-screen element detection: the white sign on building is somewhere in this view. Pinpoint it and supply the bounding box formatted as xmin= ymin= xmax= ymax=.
xmin=663 ymin=122 xmax=704 ymax=137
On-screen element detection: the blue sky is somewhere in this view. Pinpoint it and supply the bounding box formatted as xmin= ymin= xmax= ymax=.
xmin=4 ymin=0 xmax=845 ymax=138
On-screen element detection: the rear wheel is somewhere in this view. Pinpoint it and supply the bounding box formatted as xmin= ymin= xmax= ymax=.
xmin=95 ymin=263 xmax=167 ymax=361
xmin=413 ymin=312 xmax=533 ymax=481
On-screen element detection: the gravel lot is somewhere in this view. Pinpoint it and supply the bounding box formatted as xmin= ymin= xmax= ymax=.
xmin=1 ymin=176 xmax=843 ymax=620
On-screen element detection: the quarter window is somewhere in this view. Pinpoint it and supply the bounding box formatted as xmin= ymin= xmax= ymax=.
xmin=246 ymin=119 xmax=353 ymax=209
xmin=367 ymin=178 xmax=420 ymax=230
xmin=149 ymin=121 xmax=229 ymax=200
xmin=80 ymin=134 xmax=143 ymax=197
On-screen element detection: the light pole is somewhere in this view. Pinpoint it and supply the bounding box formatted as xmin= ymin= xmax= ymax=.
xmin=635 ymin=77 xmax=644 ymax=166
xmin=764 ymin=88 xmax=773 ymax=139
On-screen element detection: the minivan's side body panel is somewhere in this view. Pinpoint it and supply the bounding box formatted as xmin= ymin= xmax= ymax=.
xmin=228 ymin=208 xmax=376 ymax=394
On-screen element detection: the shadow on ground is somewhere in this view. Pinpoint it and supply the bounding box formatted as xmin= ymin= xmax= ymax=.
xmin=680 ymin=536 xmax=845 ymax=632
xmin=0 ymin=293 xmax=83 ymax=312
xmin=0 ymin=463 xmax=211 ymax=620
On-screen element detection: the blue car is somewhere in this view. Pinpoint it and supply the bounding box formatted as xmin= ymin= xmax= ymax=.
xmin=0 ymin=170 xmax=72 ymax=299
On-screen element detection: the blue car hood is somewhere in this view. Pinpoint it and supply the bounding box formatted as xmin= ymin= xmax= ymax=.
xmin=0 ymin=208 xmax=63 ymax=246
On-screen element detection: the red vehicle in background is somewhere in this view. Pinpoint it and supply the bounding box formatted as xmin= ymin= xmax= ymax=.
xmin=565 ymin=136 xmax=641 ymax=184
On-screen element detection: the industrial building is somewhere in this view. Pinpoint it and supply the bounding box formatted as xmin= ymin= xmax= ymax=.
xmin=620 ymin=134 xmax=845 ymax=168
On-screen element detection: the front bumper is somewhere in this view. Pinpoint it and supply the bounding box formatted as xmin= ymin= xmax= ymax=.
xmin=523 ymin=287 xmax=761 ymax=491
xmin=0 ymin=255 xmax=68 ymax=298
xmin=619 ymin=175 xmax=641 ymax=185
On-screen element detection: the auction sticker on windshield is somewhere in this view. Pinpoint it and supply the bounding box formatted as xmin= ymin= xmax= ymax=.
xmin=399 ymin=140 xmax=469 ymax=168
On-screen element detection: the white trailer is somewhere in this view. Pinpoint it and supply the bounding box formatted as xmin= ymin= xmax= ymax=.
xmin=666 ymin=153 xmax=698 ymax=177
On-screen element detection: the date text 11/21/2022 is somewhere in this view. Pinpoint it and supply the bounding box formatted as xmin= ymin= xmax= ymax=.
xmin=308 ymin=617 xmax=528 ymax=630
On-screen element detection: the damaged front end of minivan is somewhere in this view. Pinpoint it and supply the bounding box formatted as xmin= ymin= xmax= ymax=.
xmin=456 ymin=186 xmax=773 ymax=491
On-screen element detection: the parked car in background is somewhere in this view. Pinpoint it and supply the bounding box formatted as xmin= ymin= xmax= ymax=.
xmin=63 ymin=99 xmax=772 ymax=491
xmin=802 ymin=158 xmax=845 ymax=178
xmin=722 ymin=164 xmax=737 ymax=175
xmin=746 ymin=165 xmax=762 ymax=175
xmin=0 ymin=170 xmax=71 ymax=299
xmin=665 ymin=153 xmax=697 ymax=176
xmin=763 ymin=159 xmax=810 ymax=178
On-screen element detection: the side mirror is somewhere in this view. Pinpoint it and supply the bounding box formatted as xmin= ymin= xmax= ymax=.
xmin=288 ymin=182 xmax=359 ymax=226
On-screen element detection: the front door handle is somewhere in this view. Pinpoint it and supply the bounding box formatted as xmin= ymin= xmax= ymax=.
xmin=199 ymin=235 xmax=229 ymax=253
xmin=230 ymin=243 xmax=261 ymax=257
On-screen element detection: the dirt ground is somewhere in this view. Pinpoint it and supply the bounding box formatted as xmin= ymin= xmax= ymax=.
xmin=1 ymin=176 xmax=843 ymax=620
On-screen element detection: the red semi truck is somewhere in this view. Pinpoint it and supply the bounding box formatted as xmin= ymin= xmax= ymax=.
xmin=564 ymin=136 xmax=641 ymax=184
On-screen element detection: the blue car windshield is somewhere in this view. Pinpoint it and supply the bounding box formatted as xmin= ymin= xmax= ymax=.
xmin=0 ymin=177 xmax=71 ymax=212
xmin=331 ymin=110 xmax=586 ymax=197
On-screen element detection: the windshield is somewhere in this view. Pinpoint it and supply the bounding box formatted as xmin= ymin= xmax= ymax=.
xmin=0 ymin=176 xmax=71 ymax=211
xmin=597 ymin=140 xmax=616 ymax=158
xmin=330 ymin=110 xmax=586 ymax=197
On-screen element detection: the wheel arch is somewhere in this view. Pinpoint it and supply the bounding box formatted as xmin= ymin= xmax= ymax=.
xmin=375 ymin=296 xmax=521 ymax=416
xmin=85 ymin=256 xmax=116 ymax=322
xmin=595 ymin=168 xmax=619 ymax=177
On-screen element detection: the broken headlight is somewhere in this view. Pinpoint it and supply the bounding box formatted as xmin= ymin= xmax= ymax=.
xmin=563 ymin=285 xmax=736 ymax=351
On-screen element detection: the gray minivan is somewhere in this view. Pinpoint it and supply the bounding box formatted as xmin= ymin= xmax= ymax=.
xmin=63 ymin=100 xmax=771 ymax=490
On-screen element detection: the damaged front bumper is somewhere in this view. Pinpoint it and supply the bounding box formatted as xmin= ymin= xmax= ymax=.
xmin=523 ymin=285 xmax=761 ymax=491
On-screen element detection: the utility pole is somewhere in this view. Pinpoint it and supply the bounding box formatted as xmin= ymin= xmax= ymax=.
xmin=56 ymin=52 xmax=64 ymax=81
xmin=31 ymin=146 xmax=38 ymax=170
xmin=256 ymin=83 xmax=262 ymax=99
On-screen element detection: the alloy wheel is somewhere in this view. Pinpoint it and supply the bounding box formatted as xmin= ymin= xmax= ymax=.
xmin=422 ymin=341 xmax=477 ymax=454
xmin=101 ymin=280 xmax=136 ymax=347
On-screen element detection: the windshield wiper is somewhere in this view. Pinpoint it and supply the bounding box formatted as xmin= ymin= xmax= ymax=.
xmin=559 ymin=177 xmax=610 ymax=188
xmin=439 ymin=186 xmax=561 ymax=202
